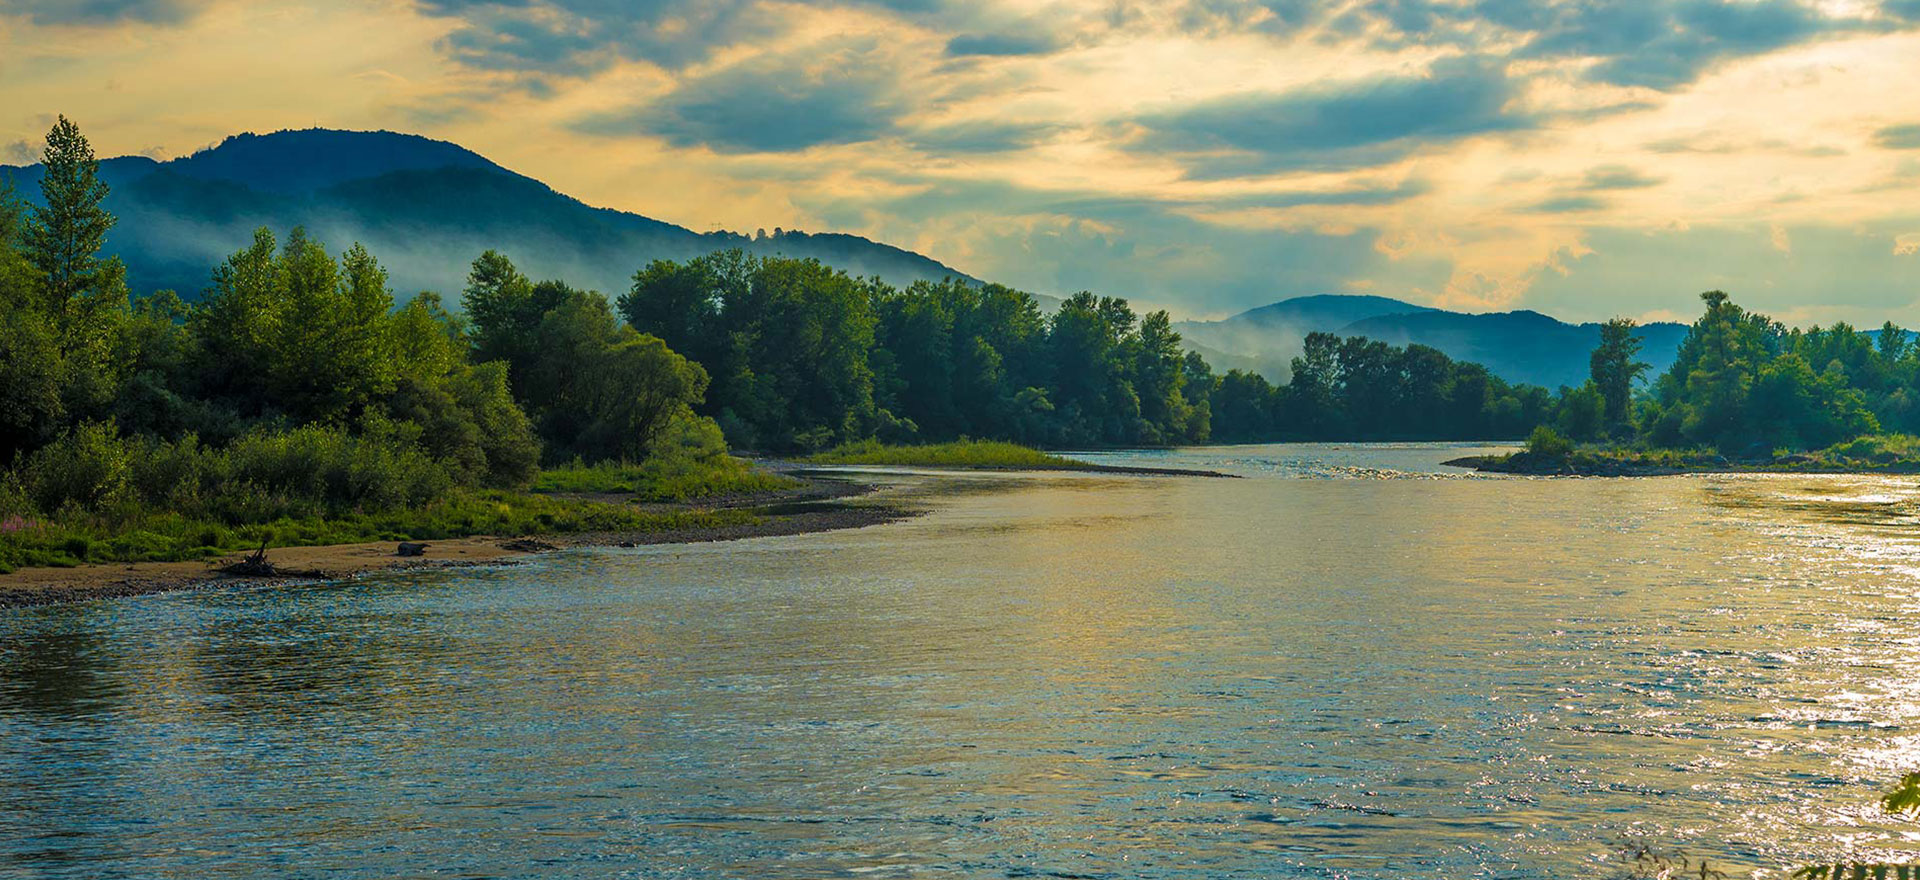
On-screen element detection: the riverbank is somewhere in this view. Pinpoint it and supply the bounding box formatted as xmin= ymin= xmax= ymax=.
xmin=799 ymin=439 xmax=1239 ymax=478
xmin=0 ymin=473 xmax=912 ymax=609
xmin=1445 ymin=449 xmax=1920 ymax=476
xmin=0 ymin=451 xmax=1251 ymax=608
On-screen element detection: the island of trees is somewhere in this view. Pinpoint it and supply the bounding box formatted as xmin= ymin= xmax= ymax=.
xmin=5 ymin=115 xmax=1919 ymax=572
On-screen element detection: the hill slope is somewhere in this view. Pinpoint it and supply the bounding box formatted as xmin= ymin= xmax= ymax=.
xmin=1177 ymin=295 xmax=1689 ymax=388
xmin=1341 ymin=310 xmax=1688 ymax=389
xmin=1175 ymin=294 xmax=1431 ymax=378
xmin=0 ymin=128 xmax=978 ymax=298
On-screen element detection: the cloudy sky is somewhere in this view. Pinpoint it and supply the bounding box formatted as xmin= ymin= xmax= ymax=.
xmin=3 ymin=0 xmax=1919 ymax=323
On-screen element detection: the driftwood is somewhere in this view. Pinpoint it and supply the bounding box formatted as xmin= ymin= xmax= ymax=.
xmin=498 ymin=538 xmax=558 ymax=553
xmin=216 ymin=541 xmax=322 ymax=579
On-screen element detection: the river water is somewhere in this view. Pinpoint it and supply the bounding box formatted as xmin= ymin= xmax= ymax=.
xmin=6 ymin=443 xmax=1920 ymax=878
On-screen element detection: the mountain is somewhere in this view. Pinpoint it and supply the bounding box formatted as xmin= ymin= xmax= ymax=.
xmin=0 ymin=128 xmax=979 ymax=299
xmin=1175 ymin=294 xmax=1436 ymax=379
xmin=1342 ymin=310 xmax=1689 ymax=389
xmin=1177 ymin=295 xmax=1689 ymax=389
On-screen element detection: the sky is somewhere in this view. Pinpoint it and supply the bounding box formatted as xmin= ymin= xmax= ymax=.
xmin=2 ymin=0 xmax=1919 ymax=324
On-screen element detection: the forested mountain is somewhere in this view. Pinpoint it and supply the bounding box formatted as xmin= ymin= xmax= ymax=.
xmin=1343 ymin=310 xmax=1689 ymax=389
xmin=0 ymin=128 xmax=978 ymax=299
xmin=1178 ymin=295 xmax=1688 ymax=388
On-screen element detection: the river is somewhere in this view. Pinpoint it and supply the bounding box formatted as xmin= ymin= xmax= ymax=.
xmin=6 ymin=443 xmax=1920 ymax=878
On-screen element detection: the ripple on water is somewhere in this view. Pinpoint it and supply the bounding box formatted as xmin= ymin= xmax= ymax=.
xmin=5 ymin=443 xmax=1920 ymax=878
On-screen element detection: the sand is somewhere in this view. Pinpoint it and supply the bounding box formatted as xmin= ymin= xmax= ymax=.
xmin=0 ymin=480 xmax=914 ymax=609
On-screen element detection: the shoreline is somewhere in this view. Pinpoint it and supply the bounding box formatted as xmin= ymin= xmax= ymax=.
xmin=2 ymin=457 xmax=1239 ymax=609
xmin=1444 ymin=452 xmax=1920 ymax=477
xmin=0 ymin=475 xmax=914 ymax=610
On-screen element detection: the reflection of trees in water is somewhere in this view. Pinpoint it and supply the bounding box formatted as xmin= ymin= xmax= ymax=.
xmin=187 ymin=595 xmax=468 ymax=724
xmin=0 ymin=607 xmax=133 ymax=868
xmin=1699 ymin=480 xmax=1920 ymax=529
xmin=0 ymin=607 xmax=119 ymax=720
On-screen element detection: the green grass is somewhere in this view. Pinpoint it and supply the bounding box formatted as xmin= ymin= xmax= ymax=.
xmin=804 ymin=439 xmax=1090 ymax=470
xmin=1819 ymin=433 xmax=1920 ymax=466
xmin=0 ymin=490 xmax=755 ymax=574
xmin=532 ymin=454 xmax=800 ymax=502
xmin=1483 ymin=433 xmax=1920 ymax=474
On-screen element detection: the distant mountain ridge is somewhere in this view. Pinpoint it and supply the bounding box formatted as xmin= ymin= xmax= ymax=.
xmin=0 ymin=128 xmax=979 ymax=299
xmin=1177 ymin=296 xmax=1688 ymax=389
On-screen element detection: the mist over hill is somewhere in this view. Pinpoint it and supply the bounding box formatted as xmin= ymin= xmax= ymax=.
xmin=0 ymin=128 xmax=978 ymax=299
xmin=1178 ymin=296 xmax=1689 ymax=389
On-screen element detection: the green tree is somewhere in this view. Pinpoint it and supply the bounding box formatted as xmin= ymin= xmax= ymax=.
xmin=22 ymin=116 xmax=126 ymax=343
xmin=1589 ymin=318 xmax=1648 ymax=431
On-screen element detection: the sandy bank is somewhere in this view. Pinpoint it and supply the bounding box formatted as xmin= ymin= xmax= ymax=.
xmin=0 ymin=480 xmax=912 ymax=610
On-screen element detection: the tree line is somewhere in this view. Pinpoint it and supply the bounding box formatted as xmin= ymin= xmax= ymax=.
xmin=623 ymin=253 xmax=1569 ymax=450
xmin=0 ymin=116 xmax=723 ymax=547
xmin=1545 ymin=290 xmax=1920 ymax=457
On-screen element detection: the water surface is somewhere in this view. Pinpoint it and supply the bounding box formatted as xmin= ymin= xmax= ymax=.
xmin=7 ymin=443 xmax=1920 ymax=878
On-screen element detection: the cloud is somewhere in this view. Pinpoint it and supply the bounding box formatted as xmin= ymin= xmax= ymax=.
xmin=1528 ymin=195 xmax=1608 ymax=213
xmin=1131 ymin=57 xmax=1530 ymax=178
xmin=413 ymin=0 xmax=1000 ymax=74
xmin=1580 ymin=164 xmax=1664 ymax=190
xmin=1 ymin=140 xmax=38 ymax=165
xmin=1643 ymin=132 xmax=1844 ymax=156
xmin=907 ymin=120 xmax=1063 ymax=154
xmin=1526 ymin=0 xmax=1844 ymax=89
xmin=795 ymin=174 xmax=1446 ymax=313
xmin=0 ymin=0 xmax=202 ymax=26
xmin=1875 ymin=123 xmax=1920 ymax=149
xmin=1182 ymin=1 xmax=1898 ymax=91
xmin=415 ymin=0 xmax=777 ymax=74
xmin=944 ymin=32 xmax=1059 ymax=57
xmin=572 ymin=40 xmax=907 ymax=152
xmin=1523 ymin=222 xmax=1920 ymax=321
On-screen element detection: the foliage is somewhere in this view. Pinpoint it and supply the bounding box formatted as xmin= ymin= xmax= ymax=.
xmin=1790 ymin=773 xmax=1920 ymax=877
xmin=533 ymin=409 xmax=799 ymax=501
xmin=0 ymin=488 xmax=753 ymax=574
xmin=462 ymin=253 xmax=710 ymax=463
xmin=0 ymin=117 xmax=776 ymax=571
xmin=1526 ymin=425 xmax=1573 ymax=458
xmin=23 ymin=115 xmax=126 ymax=358
xmin=623 ymin=251 xmax=880 ymax=450
xmin=804 ymin=439 xmax=1090 ymax=469
xmin=1641 ymin=291 xmax=1880 ymax=454
xmin=534 ymin=456 xmax=798 ymax=502
xmin=1590 ymin=317 xmax=1649 ymax=431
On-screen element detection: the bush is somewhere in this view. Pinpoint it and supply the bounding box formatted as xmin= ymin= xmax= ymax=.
xmin=1526 ymin=425 xmax=1573 ymax=459
xmin=221 ymin=422 xmax=450 ymax=517
xmin=21 ymin=421 xmax=132 ymax=513
xmin=533 ymin=415 xmax=798 ymax=502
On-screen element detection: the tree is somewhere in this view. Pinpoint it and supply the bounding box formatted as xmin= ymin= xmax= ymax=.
xmin=22 ymin=116 xmax=125 ymax=349
xmin=1879 ymin=321 xmax=1908 ymax=364
xmin=1589 ymin=318 xmax=1648 ymax=431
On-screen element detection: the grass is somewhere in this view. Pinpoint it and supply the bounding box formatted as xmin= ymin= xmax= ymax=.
xmin=0 ymin=490 xmax=756 ymax=574
xmin=804 ymin=439 xmax=1091 ymax=470
xmin=1477 ymin=432 xmax=1920 ymax=474
xmin=532 ymin=454 xmax=800 ymax=502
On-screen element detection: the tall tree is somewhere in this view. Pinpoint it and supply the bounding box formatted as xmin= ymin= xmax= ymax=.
xmin=1589 ymin=318 xmax=1648 ymax=430
xmin=22 ymin=116 xmax=124 ymax=338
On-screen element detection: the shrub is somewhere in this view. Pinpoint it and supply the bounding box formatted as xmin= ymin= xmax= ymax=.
xmin=221 ymin=422 xmax=450 ymax=517
xmin=1525 ymin=425 xmax=1573 ymax=459
xmin=20 ymin=421 xmax=132 ymax=513
xmin=804 ymin=439 xmax=1088 ymax=469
